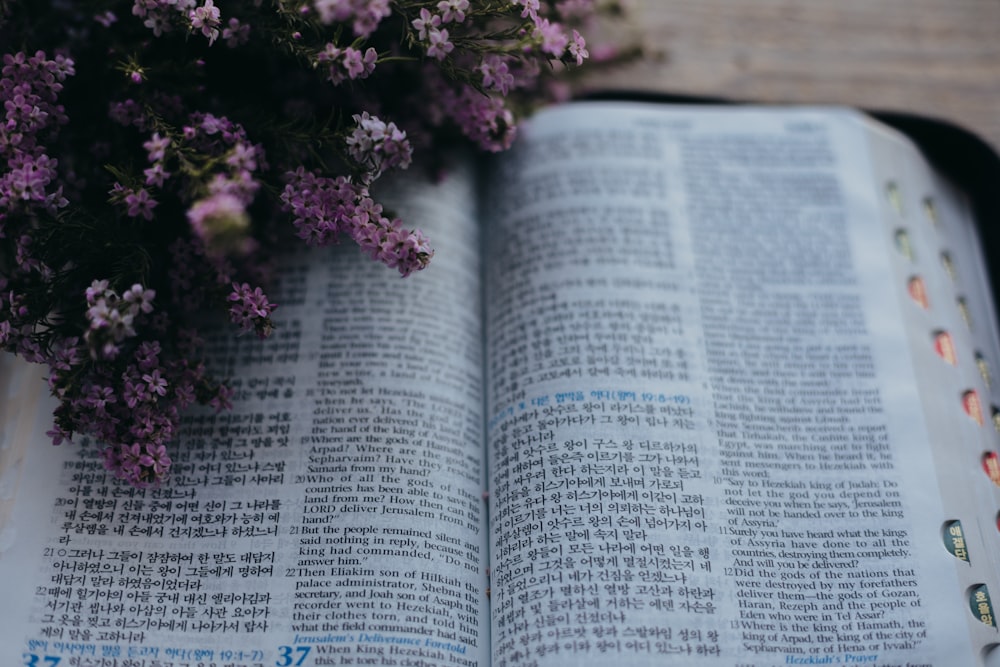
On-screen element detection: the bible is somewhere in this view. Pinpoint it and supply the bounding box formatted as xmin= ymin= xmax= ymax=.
xmin=2 ymin=100 xmax=1000 ymax=667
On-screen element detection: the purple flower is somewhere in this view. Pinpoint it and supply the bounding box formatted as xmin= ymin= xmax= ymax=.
xmin=479 ymin=55 xmax=514 ymax=96
xmin=568 ymin=30 xmax=589 ymax=65
xmin=222 ymin=17 xmax=250 ymax=47
xmin=437 ymin=0 xmax=469 ymax=23
xmin=143 ymin=132 xmax=169 ymax=162
xmin=85 ymin=385 xmax=117 ymax=414
xmin=280 ymin=168 xmax=358 ymax=246
xmin=123 ymin=284 xmax=155 ymax=314
xmin=345 ymin=112 xmax=412 ymax=179
xmin=123 ymin=377 xmax=149 ymax=407
xmin=95 ymin=11 xmax=118 ymax=27
xmin=411 ymin=8 xmax=440 ymax=40
xmin=124 ymin=187 xmax=157 ymax=220
xmin=314 ymin=0 xmax=389 ymax=37
xmin=108 ymin=99 xmax=144 ymax=128
xmin=210 ymin=383 xmax=234 ymax=413
xmin=143 ymin=369 xmax=168 ymax=396
xmin=186 ymin=191 xmax=250 ymax=255
xmin=228 ymin=282 xmax=276 ymax=338
xmin=199 ymin=112 xmax=226 ymax=135
xmin=135 ymin=340 xmax=161 ymax=371
xmin=426 ymin=28 xmax=454 ymax=61
xmin=189 ymin=0 xmax=222 ymax=44
xmin=378 ymin=225 xmax=433 ymax=277
xmin=556 ymin=0 xmax=597 ymax=20
xmin=512 ymin=0 xmax=540 ymax=19
xmin=316 ymin=45 xmax=377 ymax=86
xmin=143 ymin=162 xmax=170 ymax=187
xmin=102 ymin=441 xmax=171 ymax=487
xmin=46 ymin=425 xmax=71 ymax=446
xmin=225 ymin=142 xmax=258 ymax=172
xmin=534 ymin=18 xmax=569 ymax=58
xmin=342 ymin=47 xmax=377 ymax=80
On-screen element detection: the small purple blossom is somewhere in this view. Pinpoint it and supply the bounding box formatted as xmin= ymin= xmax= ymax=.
xmin=411 ymin=9 xmax=440 ymax=40
xmin=228 ymin=282 xmax=276 ymax=338
xmin=143 ymin=132 xmax=169 ymax=162
xmin=479 ymin=55 xmax=514 ymax=96
xmin=316 ymin=44 xmax=377 ymax=86
xmin=101 ymin=441 xmax=171 ymax=487
xmin=512 ymin=0 xmax=541 ymax=20
xmin=85 ymin=385 xmax=117 ymax=414
xmin=143 ymin=162 xmax=170 ymax=187
xmin=122 ymin=284 xmax=155 ymax=314
xmin=280 ymin=168 xmax=357 ymax=246
xmin=189 ymin=0 xmax=222 ymax=45
xmin=345 ymin=112 xmax=413 ymax=180
xmin=314 ymin=0 xmax=390 ymax=37
xmin=222 ymin=17 xmax=250 ymax=47
xmin=225 ymin=142 xmax=258 ymax=172
xmin=210 ymin=383 xmax=234 ymax=413
xmin=437 ymin=0 xmax=469 ymax=24
xmin=108 ymin=98 xmax=145 ymax=128
xmin=426 ymin=28 xmax=455 ymax=60
xmin=124 ymin=187 xmax=157 ymax=220
xmin=82 ymin=282 xmax=155 ymax=360
xmin=187 ymin=191 xmax=250 ymax=255
xmin=95 ymin=11 xmax=118 ymax=28
xmin=143 ymin=369 xmax=168 ymax=396
xmin=568 ymin=29 xmax=589 ymax=65
xmin=534 ymin=18 xmax=570 ymax=58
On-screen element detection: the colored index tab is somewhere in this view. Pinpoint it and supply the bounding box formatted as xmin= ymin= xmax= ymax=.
xmin=943 ymin=520 xmax=970 ymax=563
xmin=976 ymin=353 xmax=992 ymax=389
xmin=923 ymin=197 xmax=938 ymax=225
xmin=886 ymin=181 xmax=903 ymax=214
xmin=941 ymin=251 xmax=957 ymax=281
xmin=893 ymin=229 xmax=913 ymax=260
xmin=957 ymin=297 xmax=972 ymax=329
xmin=983 ymin=452 xmax=1000 ymax=486
xmin=970 ymin=584 xmax=996 ymax=628
xmin=933 ymin=331 xmax=957 ymax=365
xmin=964 ymin=390 xmax=984 ymax=426
xmin=907 ymin=277 xmax=929 ymax=309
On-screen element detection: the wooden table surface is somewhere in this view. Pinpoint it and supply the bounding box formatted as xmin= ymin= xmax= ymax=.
xmin=586 ymin=0 xmax=1000 ymax=153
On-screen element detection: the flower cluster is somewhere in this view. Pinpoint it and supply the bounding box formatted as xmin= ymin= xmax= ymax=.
xmin=0 ymin=0 xmax=630 ymax=486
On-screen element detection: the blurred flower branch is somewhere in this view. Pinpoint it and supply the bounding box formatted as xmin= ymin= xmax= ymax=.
xmin=0 ymin=0 xmax=634 ymax=487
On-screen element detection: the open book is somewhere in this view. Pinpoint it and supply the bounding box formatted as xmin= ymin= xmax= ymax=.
xmin=2 ymin=100 xmax=1000 ymax=667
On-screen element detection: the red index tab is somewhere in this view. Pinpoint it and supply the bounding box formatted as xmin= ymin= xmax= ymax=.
xmin=983 ymin=452 xmax=1000 ymax=486
xmin=963 ymin=390 xmax=984 ymax=426
xmin=933 ymin=331 xmax=957 ymax=365
xmin=907 ymin=277 xmax=929 ymax=309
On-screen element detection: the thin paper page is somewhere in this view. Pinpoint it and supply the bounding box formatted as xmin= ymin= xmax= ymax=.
xmin=483 ymin=101 xmax=979 ymax=666
xmin=0 ymin=161 xmax=491 ymax=666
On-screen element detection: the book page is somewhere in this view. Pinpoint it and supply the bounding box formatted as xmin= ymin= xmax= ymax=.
xmin=482 ymin=101 xmax=993 ymax=666
xmin=0 ymin=160 xmax=490 ymax=667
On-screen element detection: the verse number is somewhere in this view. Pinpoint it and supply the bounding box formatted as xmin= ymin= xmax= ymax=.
xmin=23 ymin=655 xmax=61 ymax=667
xmin=276 ymin=645 xmax=311 ymax=667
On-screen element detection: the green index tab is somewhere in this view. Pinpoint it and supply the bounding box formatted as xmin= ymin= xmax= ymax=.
xmin=943 ymin=521 xmax=970 ymax=563
xmin=893 ymin=229 xmax=913 ymax=260
xmin=970 ymin=584 xmax=996 ymax=628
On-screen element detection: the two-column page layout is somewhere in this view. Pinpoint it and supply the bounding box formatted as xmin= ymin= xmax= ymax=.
xmin=2 ymin=102 xmax=999 ymax=667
